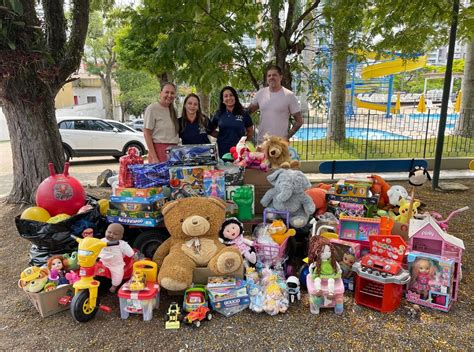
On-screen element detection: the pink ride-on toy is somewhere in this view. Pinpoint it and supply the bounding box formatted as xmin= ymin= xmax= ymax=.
xmin=306 ymin=276 xmax=344 ymax=315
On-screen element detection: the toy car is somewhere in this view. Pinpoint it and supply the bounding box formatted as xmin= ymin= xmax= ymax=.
xmin=183 ymin=284 xmax=209 ymax=313
xmin=183 ymin=306 xmax=212 ymax=327
xmin=165 ymin=302 xmax=181 ymax=329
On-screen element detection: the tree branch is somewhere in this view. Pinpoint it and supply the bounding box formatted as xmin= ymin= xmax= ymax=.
xmin=58 ymin=0 xmax=90 ymax=86
xmin=290 ymin=0 xmax=321 ymax=35
xmin=42 ymin=0 xmax=67 ymax=61
xmin=284 ymin=0 xmax=296 ymax=39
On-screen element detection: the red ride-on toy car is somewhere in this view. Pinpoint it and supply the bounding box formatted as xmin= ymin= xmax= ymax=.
xmin=183 ymin=306 xmax=212 ymax=327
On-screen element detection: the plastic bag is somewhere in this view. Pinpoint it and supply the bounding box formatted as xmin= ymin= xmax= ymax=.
xmin=15 ymin=198 xmax=107 ymax=266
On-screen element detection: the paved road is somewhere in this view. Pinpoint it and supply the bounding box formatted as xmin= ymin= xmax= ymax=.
xmin=0 ymin=141 xmax=120 ymax=197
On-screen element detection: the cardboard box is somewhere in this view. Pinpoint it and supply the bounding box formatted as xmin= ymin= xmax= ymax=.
xmin=166 ymin=265 xmax=244 ymax=296
xmin=106 ymin=215 xmax=162 ymax=227
xmin=107 ymin=209 xmax=161 ymax=219
xmin=114 ymin=186 xmax=168 ymax=198
xmin=25 ymin=285 xmax=73 ymax=318
xmin=109 ymin=194 xmax=167 ymax=212
xmin=243 ymin=169 xmax=272 ymax=215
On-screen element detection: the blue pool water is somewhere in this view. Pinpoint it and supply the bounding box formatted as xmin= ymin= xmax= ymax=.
xmin=409 ymin=113 xmax=459 ymax=120
xmin=293 ymin=127 xmax=410 ymax=141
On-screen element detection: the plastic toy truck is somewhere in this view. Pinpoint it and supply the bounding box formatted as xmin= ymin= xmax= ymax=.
xmin=183 ymin=306 xmax=212 ymax=327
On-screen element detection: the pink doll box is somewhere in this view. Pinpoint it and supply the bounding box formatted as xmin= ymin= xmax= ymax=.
xmin=406 ymin=252 xmax=455 ymax=312
xmin=203 ymin=170 xmax=226 ymax=200
xmin=408 ymin=216 xmax=464 ymax=301
xmin=306 ymin=276 xmax=344 ymax=315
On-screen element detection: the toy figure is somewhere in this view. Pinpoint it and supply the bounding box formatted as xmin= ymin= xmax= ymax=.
xmin=267 ymin=219 xmax=296 ymax=245
xmin=247 ymin=278 xmax=264 ymax=313
xmin=99 ymin=223 xmax=135 ymax=293
xmin=339 ymin=249 xmax=356 ymax=280
xmin=18 ymin=266 xmax=49 ymax=293
xmin=286 ymin=276 xmax=301 ymax=303
xmin=409 ymin=258 xmax=436 ymax=300
xmin=47 ymin=255 xmax=69 ymax=285
xmin=219 ymin=217 xmax=256 ymax=264
xmin=63 ymin=251 xmax=79 ymax=270
xmin=263 ymin=282 xmax=289 ymax=315
xmin=82 ymin=228 xmax=94 ymax=238
xmin=232 ymin=186 xmax=254 ymax=221
xmin=308 ymin=236 xmax=341 ymax=299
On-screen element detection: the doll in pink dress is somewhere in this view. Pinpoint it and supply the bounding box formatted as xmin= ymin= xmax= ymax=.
xmin=219 ymin=217 xmax=256 ymax=265
xmin=409 ymin=258 xmax=436 ymax=300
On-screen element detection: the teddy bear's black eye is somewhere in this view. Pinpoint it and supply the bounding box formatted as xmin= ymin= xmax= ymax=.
xmin=206 ymin=217 xmax=210 ymax=221
xmin=180 ymin=219 xmax=184 ymax=223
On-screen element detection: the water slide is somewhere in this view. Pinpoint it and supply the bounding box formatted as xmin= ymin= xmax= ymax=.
xmin=355 ymin=55 xmax=427 ymax=112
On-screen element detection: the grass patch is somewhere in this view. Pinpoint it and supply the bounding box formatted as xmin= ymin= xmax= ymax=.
xmin=293 ymin=136 xmax=474 ymax=160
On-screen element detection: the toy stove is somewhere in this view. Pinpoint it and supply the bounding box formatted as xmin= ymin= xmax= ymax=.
xmin=353 ymin=235 xmax=410 ymax=313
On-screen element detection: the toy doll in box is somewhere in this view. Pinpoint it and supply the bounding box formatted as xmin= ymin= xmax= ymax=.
xmin=203 ymin=170 xmax=225 ymax=199
xmin=406 ymin=252 xmax=455 ymax=312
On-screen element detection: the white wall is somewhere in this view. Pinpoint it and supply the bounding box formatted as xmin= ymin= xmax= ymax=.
xmin=56 ymin=103 xmax=105 ymax=119
xmin=73 ymin=87 xmax=103 ymax=107
xmin=0 ymin=108 xmax=9 ymax=141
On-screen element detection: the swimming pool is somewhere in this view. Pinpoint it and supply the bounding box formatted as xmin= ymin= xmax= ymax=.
xmin=293 ymin=127 xmax=410 ymax=141
xmin=408 ymin=113 xmax=459 ymax=120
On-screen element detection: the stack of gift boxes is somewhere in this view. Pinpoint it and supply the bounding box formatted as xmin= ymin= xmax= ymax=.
xmin=108 ymin=144 xmax=257 ymax=227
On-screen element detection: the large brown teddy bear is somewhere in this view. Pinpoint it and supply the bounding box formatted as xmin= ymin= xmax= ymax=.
xmin=260 ymin=134 xmax=300 ymax=169
xmin=153 ymin=197 xmax=243 ymax=291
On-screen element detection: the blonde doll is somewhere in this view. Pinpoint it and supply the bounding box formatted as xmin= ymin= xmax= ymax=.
xmin=409 ymin=258 xmax=436 ymax=300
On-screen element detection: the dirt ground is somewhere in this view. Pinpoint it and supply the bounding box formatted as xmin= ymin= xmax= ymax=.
xmin=0 ymin=179 xmax=473 ymax=351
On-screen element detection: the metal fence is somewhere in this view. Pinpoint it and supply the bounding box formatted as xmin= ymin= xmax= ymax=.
xmin=290 ymin=108 xmax=474 ymax=161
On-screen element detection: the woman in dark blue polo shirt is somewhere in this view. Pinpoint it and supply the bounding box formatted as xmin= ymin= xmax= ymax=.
xmin=210 ymin=86 xmax=254 ymax=158
xmin=178 ymin=93 xmax=211 ymax=145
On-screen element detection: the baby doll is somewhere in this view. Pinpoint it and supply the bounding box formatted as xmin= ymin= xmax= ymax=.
xmin=219 ymin=217 xmax=256 ymax=265
xmin=47 ymin=255 xmax=69 ymax=285
xmin=99 ymin=223 xmax=134 ymax=293
xmin=409 ymin=258 xmax=436 ymax=300
xmin=339 ymin=249 xmax=356 ymax=280
xmin=308 ymin=236 xmax=341 ymax=299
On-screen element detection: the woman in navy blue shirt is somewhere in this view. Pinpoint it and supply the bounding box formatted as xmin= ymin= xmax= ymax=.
xmin=210 ymin=86 xmax=254 ymax=158
xmin=179 ymin=93 xmax=211 ymax=145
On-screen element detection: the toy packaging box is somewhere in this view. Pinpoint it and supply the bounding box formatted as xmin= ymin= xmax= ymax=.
xmin=406 ymin=252 xmax=455 ymax=312
xmin=25 ymin=285 xmax=73 ymax=318
xmin=329 ymin=238 xmax=361 ymax=291
xmin=114 ymin=186 xmax=169 ymax=198
xmin=169 ymin=165 xmax=214 ymax=200
xmin=334 ymin=179 xmax=373 ymax=198
xmin=206 ymin=278 xmax=250 ymax=317
xmin=166 ymin=144 xmax=218 ymax=166
xmin=203 ymin=170 xmax=226 ymax=200
xmin=107 ymin=193 xmax=167 ymax=227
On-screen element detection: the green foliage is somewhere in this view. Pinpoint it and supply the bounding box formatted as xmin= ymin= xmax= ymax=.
xmin=114 ymin=68 xmax=160 ymax=117
xmin=115 ymin=1 xmax=264 ymax=93
xmin=0 ymin=0 xmax=33 ymax=50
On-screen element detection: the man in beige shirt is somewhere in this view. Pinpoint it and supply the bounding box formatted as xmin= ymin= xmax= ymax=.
xmin=248 ymin=65 xmax=303 ymax=144
xmin=143 ymin=83 xmax=179 ymax=163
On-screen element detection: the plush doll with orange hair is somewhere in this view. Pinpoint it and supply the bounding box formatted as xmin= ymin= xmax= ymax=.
xmin=369 ymin=175 xmax=391 ymax=208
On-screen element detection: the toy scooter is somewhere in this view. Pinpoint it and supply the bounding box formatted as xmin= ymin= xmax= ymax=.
xmin=65 ymin=235 xmax=133 ymax=322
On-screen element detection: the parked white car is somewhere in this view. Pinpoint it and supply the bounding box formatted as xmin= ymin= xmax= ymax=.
xmin=57 ymin=116 xmax=147 ymax=161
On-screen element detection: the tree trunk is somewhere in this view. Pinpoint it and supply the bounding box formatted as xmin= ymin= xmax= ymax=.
xmin=198 ymin=92 xmax=210 ymax=117
xmin=327 ymin=30 xmax=349 ymax=141
xmin=2 ymin=75 xmax=65 ymax=204
xmin=101 ymin=72 xmax=114 ymax=120
xmin=456 ymin=37 xmax=474 ymax=138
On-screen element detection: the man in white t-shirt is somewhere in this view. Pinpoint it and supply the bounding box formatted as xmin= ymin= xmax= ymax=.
xmin=248 ymin=65 xmax=303 ymax=144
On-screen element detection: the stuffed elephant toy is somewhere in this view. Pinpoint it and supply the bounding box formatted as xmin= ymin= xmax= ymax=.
xmin=261 ymin=169 xmax=315 ymax=228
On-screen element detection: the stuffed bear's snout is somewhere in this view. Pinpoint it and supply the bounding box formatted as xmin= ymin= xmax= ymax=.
xmin=182 ymin=215 xmax=210 ymax=237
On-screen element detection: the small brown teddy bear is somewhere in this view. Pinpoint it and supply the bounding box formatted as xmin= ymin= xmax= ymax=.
xmin=260 ymin=134 xmax=300 ymax=169
xmin=153 ymin=197 xmax=243 ymax=291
